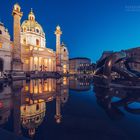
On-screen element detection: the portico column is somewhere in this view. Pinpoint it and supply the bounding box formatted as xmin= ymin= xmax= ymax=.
xmin=30 ymin=57 xmax=33 ymax=71
xmin=48 ymin=58 xmax=50 ymax=71
xmin=42 ymin=58 xmax=44 ymax=71
xmin=37 ymin=57 xmax=40 ymax=71
xmin=32 ymin=57 xmax=34 ymax=71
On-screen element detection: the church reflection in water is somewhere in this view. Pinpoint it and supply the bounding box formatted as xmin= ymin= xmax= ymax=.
xmin=0 ymin=78 xmax=69 ymax=138
xmin=1 ymin=77 xmax=140 ymax=139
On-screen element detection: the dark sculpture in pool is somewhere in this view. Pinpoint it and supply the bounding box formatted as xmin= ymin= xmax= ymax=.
xmin=93 ymin=51 xmax=140 ymax=88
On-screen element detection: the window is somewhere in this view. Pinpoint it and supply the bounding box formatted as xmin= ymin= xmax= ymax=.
xmin=36 ymin=104 xmax=39 ymax=110
xmin=23 ymin=106 xmax=26 ymax=111
xmin=24 ymin=27 xmax=26 ymax=32
xmin=36 ymin=39 xmax=40 ymax=46
xmin=36 ymin=29 xmax=40 ymax=33
xmin=25 ymin=59 xmax=29 ymax=64
xmin=0 ymin=30 xmax=2 ymax=34
xmin=0 ymin=42 xmax=2 ymax=48
xmin=23 ymin=38 xmax=26 ymax=44
xmin=64 ymin=49 xmax=66 ymax=52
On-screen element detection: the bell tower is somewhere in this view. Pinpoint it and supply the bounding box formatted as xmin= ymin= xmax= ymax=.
xmin=12 ymin=3 xmax=23 ymax=71
xmin=55 ymin=25 xmax=62 ymax=72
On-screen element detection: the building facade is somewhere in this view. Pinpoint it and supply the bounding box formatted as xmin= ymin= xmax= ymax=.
xmin=69 ymin=57 xmax=92 ymax=74
xmin=0 ymin=22 xmax=12 ymax=75
xmin=0 ymin=3 xmax=69 ymax=75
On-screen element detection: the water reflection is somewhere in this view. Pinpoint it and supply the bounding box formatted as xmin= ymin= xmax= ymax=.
xmin=21 ymin=99 xmax=46 ymax=137
xmin=1 ymin=78 xmax=140 ymax=139
xmin=0 ymin=83 xmax=12 ymax=125
xmin=94 ymin=86 xmax=140 ymax=120
xmin=69 ymin=77 xmax=91 ymax=91
xmin=0 ymin=78 xmax=69 ymax=138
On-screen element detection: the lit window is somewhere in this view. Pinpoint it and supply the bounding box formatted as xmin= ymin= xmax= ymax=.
xmin=36 ymin=39 xmax=40 ymax=47
xmin=24 ymin=27 xmax=26 ymax=32
xmin=25 ymin=86 xmax=29 ymax=91
xmin=23 ymin=38 xmax=26 ymax=44
xmin=0 ymin=42 xmax=2 ymax=48
xmin=25 ymin=59 xmax=29 ymax=64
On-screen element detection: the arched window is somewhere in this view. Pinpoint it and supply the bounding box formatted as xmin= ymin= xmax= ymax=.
xmin=24 ymin=27 xmax=26 ymax=32
xmin=36 ymin=29 xmax=40 ymax=33
xmin=23 ymin=38 xmax=26 ymax=44
xmin=23 ymin=106 xmax=26 ymax=111
xmin=0 ymin=30 xmax=2 ymax=34
xmin=36 ymin=104 xmax=39 ymax=110
xmin=36 ymin=39 xmax=40 ymax=46
xmin=29 ymin=16 xmax=32 ymax=20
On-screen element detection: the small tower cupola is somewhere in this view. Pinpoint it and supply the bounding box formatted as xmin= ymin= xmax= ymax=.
xmin=13 ymin=3 xmax=21 ymax=12
xmin=28 ymin=8 xmax=35 ymax=21
xmin=12 ymin=3 xmax=23 ymax=17
xmin=55 ymin=25 xmax=62 ymax=35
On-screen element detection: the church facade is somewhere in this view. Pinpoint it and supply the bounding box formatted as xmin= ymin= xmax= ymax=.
xmin=0 ymin=3 xmax=69 ymax=75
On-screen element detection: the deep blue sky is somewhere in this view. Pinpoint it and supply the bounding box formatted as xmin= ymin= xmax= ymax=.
xmin=1 ymin=0 xmax=140 ymax=62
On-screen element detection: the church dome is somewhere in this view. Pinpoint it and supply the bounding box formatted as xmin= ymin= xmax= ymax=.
xmin=21 ymin=101 xmax=46 ymax=137
xmin=21 ymin=9 xmax=46 ymax=48
xmin=21 ymin=9 xmax=44 ymax=35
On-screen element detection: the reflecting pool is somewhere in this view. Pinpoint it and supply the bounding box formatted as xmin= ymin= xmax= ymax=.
xmin=0 ymin=77 xmax=140 ymax=140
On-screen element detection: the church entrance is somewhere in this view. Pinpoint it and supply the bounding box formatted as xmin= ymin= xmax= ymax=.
xmin=0 ymin=58 xmax=4 ymax=76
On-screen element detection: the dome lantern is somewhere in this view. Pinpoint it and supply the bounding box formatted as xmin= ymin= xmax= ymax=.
xmin=28 ymin=8 xmax=35 ymax=21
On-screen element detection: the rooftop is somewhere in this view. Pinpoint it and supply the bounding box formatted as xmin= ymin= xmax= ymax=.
xmin=69 ymin=57 xmax=91 ymax=61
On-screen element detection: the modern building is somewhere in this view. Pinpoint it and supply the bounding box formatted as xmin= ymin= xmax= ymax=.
xmin=0 ymin=3 xmax=69 ymax=75
xmin=69 ymin=57 xmax=92 ymax=74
